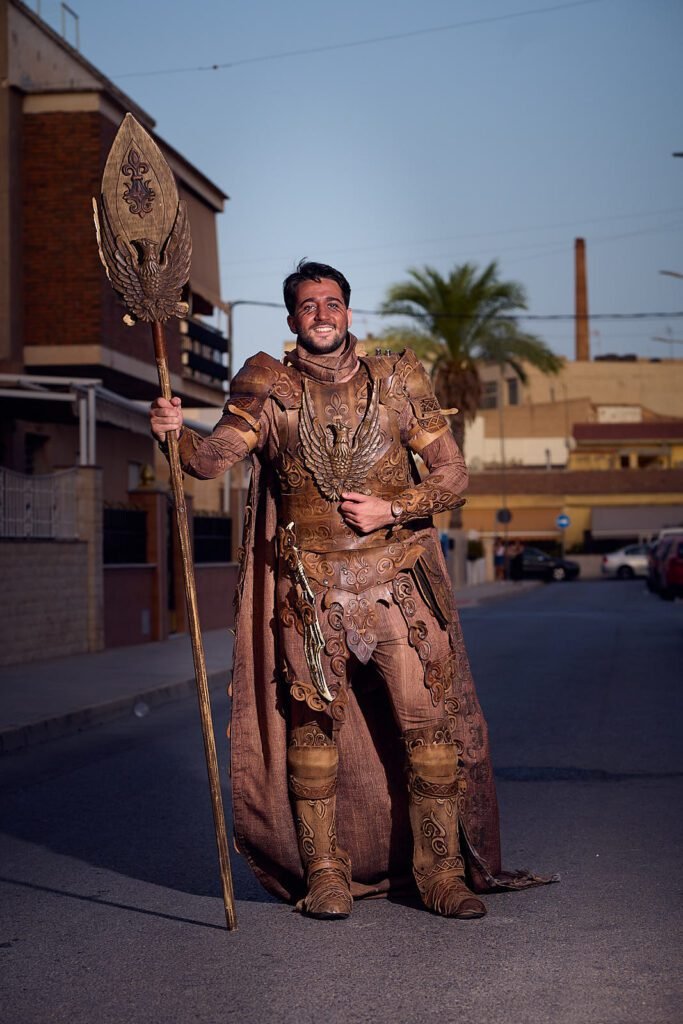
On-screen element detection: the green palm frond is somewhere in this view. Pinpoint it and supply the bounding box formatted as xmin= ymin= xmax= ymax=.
xmin=381 ymin=261 xmax=562 ymax=439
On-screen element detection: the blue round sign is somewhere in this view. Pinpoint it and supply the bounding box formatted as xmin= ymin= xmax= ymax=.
xmin=556 ymin=513 xmax=570 ymax=529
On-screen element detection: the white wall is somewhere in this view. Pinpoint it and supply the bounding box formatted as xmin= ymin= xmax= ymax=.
xmin=465 ymin=415 xmax=569 ymax=469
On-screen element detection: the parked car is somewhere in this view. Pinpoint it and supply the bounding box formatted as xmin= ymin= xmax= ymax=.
xmin=517 ymin=546 xmax=580 ymax=582
xmin=657 ymin=534 xmax=683 ymax=601
xmin=647 ymin=536 xmax=676 ymax=593
xmin=601 ymin=544 xmax=650 ymax=579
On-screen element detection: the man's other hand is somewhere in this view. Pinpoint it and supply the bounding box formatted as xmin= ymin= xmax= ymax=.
xmin=340 ymin=492 xmax=393 ymax=534
xmin=150 ymin=396 xmax=183 ymax=442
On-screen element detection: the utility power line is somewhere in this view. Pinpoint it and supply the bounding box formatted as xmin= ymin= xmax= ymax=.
xmin=111 ymin=1 xmax=601 ymax=80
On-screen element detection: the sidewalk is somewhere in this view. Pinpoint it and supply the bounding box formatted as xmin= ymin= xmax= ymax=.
xmin=453 ymin=578 xmax=541 ymax=608
xmin=0 ymin=579 xmax=540 ymax=755
xmin=0 ymin=629 xmax=234 ymax=755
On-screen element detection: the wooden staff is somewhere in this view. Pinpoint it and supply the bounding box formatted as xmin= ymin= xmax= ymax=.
xmin=93 ymin=113 xmax=237 ymax=930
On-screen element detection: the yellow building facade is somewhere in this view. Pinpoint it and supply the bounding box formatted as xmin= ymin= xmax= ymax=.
xmin=463 ymin=469 xmax=683 ymax=551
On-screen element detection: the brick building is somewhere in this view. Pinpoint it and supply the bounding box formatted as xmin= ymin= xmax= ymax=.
xmin=0 ymin=0 xmax=236 ymax=664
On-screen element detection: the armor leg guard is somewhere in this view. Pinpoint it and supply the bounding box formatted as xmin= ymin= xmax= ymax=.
xmin=405 ymin=735 xmax=486 ymax=919
xmin=287 ymin=738 xmax=352 ymax=920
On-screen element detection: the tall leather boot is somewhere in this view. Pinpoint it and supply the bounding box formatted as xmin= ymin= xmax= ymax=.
xmin=287 ymin=739 xmax=352 ymax=920
xmin=405 ymin=734 xmax=486 ymax=919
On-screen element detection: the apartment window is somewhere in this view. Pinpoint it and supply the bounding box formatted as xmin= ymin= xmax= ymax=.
xmin=507 ymin=378 xmax=519 ymax=406
xmin=479 ymin=381 xmax=499 ymax=410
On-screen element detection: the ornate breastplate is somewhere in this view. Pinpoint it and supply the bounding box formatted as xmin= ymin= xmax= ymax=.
xmin=274 ymin=366 xmax=413 ymax=552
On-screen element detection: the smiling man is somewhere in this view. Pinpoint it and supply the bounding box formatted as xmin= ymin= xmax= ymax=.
xmin=150 ymin=259 xmax=549 ymax=920
xmin=288 ymin=276 xmax=351 ymax=354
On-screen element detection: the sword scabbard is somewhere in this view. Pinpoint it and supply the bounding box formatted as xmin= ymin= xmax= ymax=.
xmin=279 ymin=522 xmax=334 ymax=703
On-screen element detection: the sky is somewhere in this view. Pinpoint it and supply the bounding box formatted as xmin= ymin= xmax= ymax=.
xmin=37 ymin=0 xmax=683 ymax=373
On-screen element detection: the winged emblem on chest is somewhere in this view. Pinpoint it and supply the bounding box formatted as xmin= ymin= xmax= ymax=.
xmin=299 ymin=379 xmax=384 ymax=500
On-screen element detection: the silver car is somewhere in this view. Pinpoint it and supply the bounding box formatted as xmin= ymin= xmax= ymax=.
xmin=601 ymin=544 xmax=650 ymax=579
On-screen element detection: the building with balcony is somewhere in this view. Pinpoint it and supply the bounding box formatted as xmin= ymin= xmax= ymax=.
xmin=0 ymin=0 xmax=236 ymax=664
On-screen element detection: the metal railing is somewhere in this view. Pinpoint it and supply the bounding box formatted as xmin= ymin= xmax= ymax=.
xmin=0 ymin=467 xmax=78 ymax=539
xmin=103 ymin=505 xmax=147 ymax=564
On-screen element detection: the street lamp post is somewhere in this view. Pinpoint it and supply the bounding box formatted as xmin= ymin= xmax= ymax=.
xmin=496 ymin=363 xmax=511 ymax=576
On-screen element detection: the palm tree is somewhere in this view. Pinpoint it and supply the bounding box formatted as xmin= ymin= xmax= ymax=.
xmin=380 ymin=261 xmax=562 ymax=453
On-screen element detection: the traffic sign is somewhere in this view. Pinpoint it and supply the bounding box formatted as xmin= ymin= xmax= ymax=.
xmin=556 ymin=513 xmax=570 ymax=529
xmin=496 ymin=508 xmax=512 ymax=524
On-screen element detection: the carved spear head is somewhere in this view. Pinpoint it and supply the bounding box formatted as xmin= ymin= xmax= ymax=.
xmin=93 ymin=112 xmax=192 ymax=324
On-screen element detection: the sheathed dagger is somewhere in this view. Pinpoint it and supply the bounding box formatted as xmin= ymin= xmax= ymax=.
xmin=280 ymin=522 xmax=334 ymax=703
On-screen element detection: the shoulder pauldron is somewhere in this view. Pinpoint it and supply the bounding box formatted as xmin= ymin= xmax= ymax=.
xmin=373 ymin=349 xmax=449 ymax=446
xmin=372 ymin=350 xmax=433 ymax=411
xmin=225 ymin=352 xmax=301 ymax=429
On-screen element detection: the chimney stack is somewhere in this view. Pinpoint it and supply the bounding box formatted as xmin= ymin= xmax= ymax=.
xmin=575 ymin=238 xmax=590 ymax=361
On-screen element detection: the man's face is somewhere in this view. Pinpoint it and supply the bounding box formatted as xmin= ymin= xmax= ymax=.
xmin=287 ymin=278 xmax=352 ymax=354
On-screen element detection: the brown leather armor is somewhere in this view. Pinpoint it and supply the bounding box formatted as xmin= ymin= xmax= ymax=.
xmin=225 ymin=348 xmax=453 ymax=554
xmin=276 ymin=364 xmax=414 ymax=551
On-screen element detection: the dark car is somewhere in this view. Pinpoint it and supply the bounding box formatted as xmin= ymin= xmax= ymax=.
xmin=516 ymin=546 xmax=580 ymax=582
xmin=657 ymin=534 xmax=683 ymax=601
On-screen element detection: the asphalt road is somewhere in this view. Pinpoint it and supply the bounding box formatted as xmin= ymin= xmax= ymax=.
xmin=1 ymin=581 xmax=681 ymax=1024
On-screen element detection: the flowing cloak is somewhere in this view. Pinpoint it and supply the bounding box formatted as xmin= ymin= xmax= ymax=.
xmin=229 ymin=458 xmax=555 ymax=903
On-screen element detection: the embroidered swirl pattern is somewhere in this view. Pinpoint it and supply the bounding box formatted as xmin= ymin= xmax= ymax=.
xmin=422 ymin=811 xmax=449 ymax=857
xmin=392 ymin=473 xmax=464 ymax=524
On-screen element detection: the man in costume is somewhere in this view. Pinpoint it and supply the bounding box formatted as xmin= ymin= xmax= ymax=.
xmin=150 ymin=260 xmax=549 ymax=920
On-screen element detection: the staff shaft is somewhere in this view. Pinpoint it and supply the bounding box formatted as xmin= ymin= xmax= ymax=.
xmin=152 ymin=321 xmax=237 ymax=931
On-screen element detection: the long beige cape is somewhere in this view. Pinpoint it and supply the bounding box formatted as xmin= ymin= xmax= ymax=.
xmin=230 ymin=459 xmax=553 ymax=901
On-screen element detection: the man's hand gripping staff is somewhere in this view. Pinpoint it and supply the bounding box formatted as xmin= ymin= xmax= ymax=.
xmin=278 ymin=522 xmax=334 ymax=703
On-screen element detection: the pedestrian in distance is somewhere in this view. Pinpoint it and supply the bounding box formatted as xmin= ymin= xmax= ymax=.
xmin=493 ymin=536 xmax=506 ymax=581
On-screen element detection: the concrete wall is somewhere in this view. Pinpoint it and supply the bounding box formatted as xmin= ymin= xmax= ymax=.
xmin=103 ymin=562 xmax=237 ymax=648
xmin=98 ymin=426 xmax=157 ymax=505
xmin=0 ymin=539 xmax=89 ymax=665
xmin=75 ymin=467 xmax=103 ymax=653
xmin=479 ymin=359 xmax=683 ymax=421
xmin=104 ymin=565 xmax=155 ymax=647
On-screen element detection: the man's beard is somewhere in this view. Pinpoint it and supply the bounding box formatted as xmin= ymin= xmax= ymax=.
xmin=296 ymin=327 xmax=348 ymax=355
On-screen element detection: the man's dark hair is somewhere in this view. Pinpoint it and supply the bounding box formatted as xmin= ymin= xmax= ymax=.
xmin=283 ymin=259 xmax=351 ymax=315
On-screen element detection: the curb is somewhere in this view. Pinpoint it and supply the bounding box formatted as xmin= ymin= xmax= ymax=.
xmin=0 ymin=669 xmax=230 ymax=756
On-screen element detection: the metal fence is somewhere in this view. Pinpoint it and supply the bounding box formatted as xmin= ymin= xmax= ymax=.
xmin=0 ymin=466 xmax=78 ymax=539
xmin=103 ymin=506 xmax=147 ymax=564
xmin=194 ymin=514 xmax=232 ymax=563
